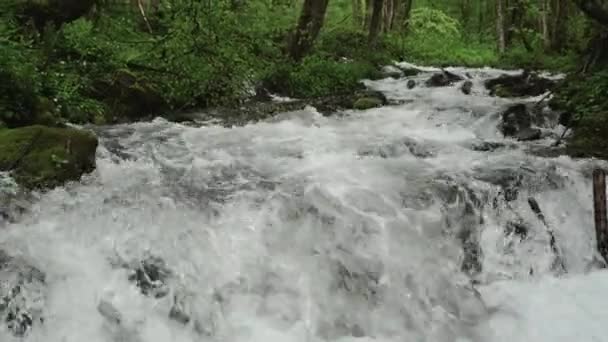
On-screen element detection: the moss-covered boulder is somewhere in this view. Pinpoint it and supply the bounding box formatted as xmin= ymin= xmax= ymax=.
xmin=90 ymin=69 xmax=167 ymax=123
xmin=0 ymin=126 xmax=98 ymax=189
xmin=353 ymin=97 xmax=384 ymax=110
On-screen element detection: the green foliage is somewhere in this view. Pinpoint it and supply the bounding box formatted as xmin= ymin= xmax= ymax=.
xmin=271 ymin=56 xmax=372 ymax=98
xmin=408 ymin=7 xmax=461 ymax=38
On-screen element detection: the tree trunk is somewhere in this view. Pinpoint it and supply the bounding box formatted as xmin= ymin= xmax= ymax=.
xmin=352 ymin=0 xmax=362 ymax=27
xmin=593 ymin=169 xmax=608 ymax=264
xmin=368 ymin=0 xmax=384 ymax=45
xmin=288 ymin=0 xmax=330 ymax=62
xmin=365 ymin=0 xmax=374 ymax=29
xmin=573 ymin=0 xmax=608 ymax=27
xmin=541 ymin=0 xmax=552 ymax=50
xmin=496 ymin=0 xmax=507 ymax=53
xmin=392 ymin=0 xmax=413 ymax=31
xmin=549 ymin=0 xmax=569 ymax=51
xmin=383 ymin=0 xmax=393 ymax=32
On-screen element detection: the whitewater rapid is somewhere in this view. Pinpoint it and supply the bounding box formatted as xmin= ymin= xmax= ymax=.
xmin=1 ymin=64 xmax=607 ymax=342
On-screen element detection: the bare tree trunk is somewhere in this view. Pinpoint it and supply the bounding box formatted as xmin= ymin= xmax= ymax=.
xmin=352 ymin=0 xmax=362 ymax=27
xmin=365 ymin=0 xmax=374 ymax=29
xmin=288 ymin=0 xmax=330 ymax=62
xmin=392 ymin=0 xmax=413 ymax=31
xmin=369 ymin=0 xmax=384 ymax=45
xmin=540 ymin=0 xmax=551 ymax=50
xmin=549 ymin=0 xmax=569 ymax=51
xmin=496 ymin=0 xmax=507 ymax=53
xmin=382 ymin=0 xmax=394 ymax=32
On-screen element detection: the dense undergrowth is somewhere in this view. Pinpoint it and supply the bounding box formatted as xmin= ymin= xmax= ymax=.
xmin=1 ymin=0 xmax=588 ymax=129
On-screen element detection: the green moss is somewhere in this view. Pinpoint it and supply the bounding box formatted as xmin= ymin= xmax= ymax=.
xmin=0 ymin=125 xmax=98 ymax=189
xmin=353 ymin=97 xmax=383 ymax=110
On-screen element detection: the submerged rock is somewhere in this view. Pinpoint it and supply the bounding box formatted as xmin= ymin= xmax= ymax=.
xmin=0 ymin=126 xmax=98 ymax=189
xmin=425 ymin=70 xmax=464 ymax=87
xmin=500 ymin=104 xmax=531 ymax=138
xmin=407 ymin=80 xmax=417 ymax=89
xmin=505 ymin=221 xmax=529 ymax=239
xmin=516 ymin=127 xmax=542 ymax=141
xmin=128 ymin=256 xmax=171 ymax=298
xmin=485 ymin=71 xmax=556 ymax=98
xmin=0 ymin=250 xmax=46 ymax=338
xmin=461 ymin=81 xmax=473 ymax=95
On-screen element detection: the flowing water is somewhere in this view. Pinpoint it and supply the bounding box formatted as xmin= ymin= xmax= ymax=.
xmin=1 ymin=64 xmax=608 ymax=342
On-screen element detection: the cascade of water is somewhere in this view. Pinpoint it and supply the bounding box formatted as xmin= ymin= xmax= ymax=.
xmin=1 ymin=65 xmax=606 ymax=342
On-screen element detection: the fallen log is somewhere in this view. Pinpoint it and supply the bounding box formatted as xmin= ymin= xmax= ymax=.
xmin=593 ymin=169 xmax=608 ymax=265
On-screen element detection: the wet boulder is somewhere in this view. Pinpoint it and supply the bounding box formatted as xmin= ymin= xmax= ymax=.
xmin=516 ymin=127 xmax=542 ymax=141
xmin=397 ymin=66 xmax=422 ymax=77
xmin=461 ymin=81 xmax=473 ymax=95
xmin=380 ymin=65 xmax=403 ymax=79
xmin=425 ymin=70 xmax=464 ymax=87
xmin=470 ymin=141 xmax=511 ymax=152
xmin=485 ymin=71 xmax=556 ymax=98
xmin=500 ymin=104 xmax=532 ymax=138
xmin=128 ymin=256 xmax=171 ymax=298
xmin=505 ymin=221 xmax=529 ymax=240
xmin=0 ymin=250 xmax=46 ymax=338
xmin=353 ymin=97 xmax=383 ymax=110
xmin=351 ymin=90 xmax=388 ymax=110
xmin=0 ymin=126 xmax=98 ymax=189
xmin=407 ymin=80 xmax=417 ymax=89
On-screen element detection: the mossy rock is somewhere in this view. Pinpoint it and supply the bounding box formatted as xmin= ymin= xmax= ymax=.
xmin=353 ymin=97 xmax=384 ymax=110
xmin=0 ymin=126 xmax=98 ymax=189
xmin=90 ymin=69 xmax=167 ymax=123
xmin=18 ymin=0 xmax=97 ymax=30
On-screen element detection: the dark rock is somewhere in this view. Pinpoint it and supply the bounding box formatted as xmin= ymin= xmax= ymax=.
xmin=500 ymin=104 xmax=531 ymax=137
xmin=516 ymin=127 xmax=542 ymax=141
xmin=252 ymin=84 xmax=273 ymax=102
xmin=169 ymin=293 xmax=192 ymax=325
xmin=407 ymin=80 xmax=416 ymax=89
xmin=425 ymin=70 xmax=464 ymax=87
xmin=461 ymin=81 xmax=473 ymax=95
xmin=128 ymin=256 xmax=171 ymax=298
xmin=558 ymin=111 xmax=573 ymax=127
xmin=485 ymin=71 xmax=556 ymax=98
xmin=90 ymin=69 xmax=167 ymax=122
xmin=0 ymin=250 xmax=46 ymax=338
xmin=505 ymin=221 xmax=529 ymax=239
xmin=18 ymin=0 xmax=96 ymax=31
xmin=397 ymin=66 xmax=422 ymax=77
xmin=470 ymin=141 xmax=509 ymax=152
xmin=0 ymin=126 xmax=98 ymax=189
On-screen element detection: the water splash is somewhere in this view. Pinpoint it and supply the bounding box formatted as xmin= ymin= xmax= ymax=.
xmin=1 ymin=65 xmax=606 ymax=342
